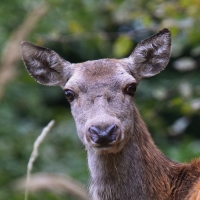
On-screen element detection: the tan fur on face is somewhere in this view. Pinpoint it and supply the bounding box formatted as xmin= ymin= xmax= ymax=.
xmin=64 ymin=59 xmax=136 ymax=154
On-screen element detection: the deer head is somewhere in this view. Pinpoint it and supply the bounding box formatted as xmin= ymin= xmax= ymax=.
xmin=21 ymin=28 xmax=171 ymax=154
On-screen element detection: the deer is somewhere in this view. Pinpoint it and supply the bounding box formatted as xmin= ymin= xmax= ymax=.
xmin=21 ymin=28 xmax=200 ymax=200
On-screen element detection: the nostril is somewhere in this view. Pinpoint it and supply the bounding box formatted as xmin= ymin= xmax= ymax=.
xmin=89 ymin=126 xmax=101 ymax=143
xmin=106 ymin=124 xmax=117 ymax=139
xmin=89 ymin=125 xmax=118 ymax=146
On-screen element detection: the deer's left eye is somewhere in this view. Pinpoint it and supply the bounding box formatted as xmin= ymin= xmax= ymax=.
xmin=64 ymin=89 xmax=75 ymax=102
xmin=125 ymin=83 xmax=137 ymax=96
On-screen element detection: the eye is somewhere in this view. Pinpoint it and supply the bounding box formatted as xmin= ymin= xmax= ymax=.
xmin=125 ymin=83 xmax=137 ymax=96
xmin=64 ymin=89 xmax=75 ymax=102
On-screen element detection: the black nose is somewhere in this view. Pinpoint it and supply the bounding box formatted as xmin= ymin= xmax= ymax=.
xmin=89 ymin=125 xmax=118 ymax=146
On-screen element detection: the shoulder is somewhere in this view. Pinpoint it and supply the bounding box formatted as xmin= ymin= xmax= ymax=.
xmin=186 ymin=159 xmax=200 ymax=200
xmin=191 ymin=159 xmax=200 ymax=168
xmin=187 ymin=179 xmax=200 ymax=200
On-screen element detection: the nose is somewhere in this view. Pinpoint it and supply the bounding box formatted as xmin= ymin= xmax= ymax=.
xmin=89 ymin=124 xmax=118 ymax=146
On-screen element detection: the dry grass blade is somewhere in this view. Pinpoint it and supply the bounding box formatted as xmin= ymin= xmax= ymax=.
xmin=14 ymin=172 xmax=91 ymax=200
xmin=25 ymin=120 xmax=55 ymax=200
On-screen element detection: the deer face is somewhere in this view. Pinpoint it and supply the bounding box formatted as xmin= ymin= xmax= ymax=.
xmin=21 ymin=29 xmax=171 ymax=154
xmin=64 ymin=59 xmax=136 ymax=153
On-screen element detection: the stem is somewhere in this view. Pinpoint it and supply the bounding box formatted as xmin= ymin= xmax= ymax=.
xmin=24 ymin=120 xmax=55 ymax=200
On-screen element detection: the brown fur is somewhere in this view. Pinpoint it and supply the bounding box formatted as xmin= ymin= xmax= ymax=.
xmin=21 ymin=29 xmax=200 ymax=200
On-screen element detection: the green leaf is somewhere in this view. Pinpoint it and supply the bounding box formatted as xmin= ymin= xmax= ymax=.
xmin=113 ymin=35 xmax=134 ymax=58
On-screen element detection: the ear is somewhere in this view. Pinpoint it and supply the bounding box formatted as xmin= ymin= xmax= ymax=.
xmin=21 ymin=41 xmax=72 ymax=86
xmin=128 ymin=28 xmax=171 ymax=80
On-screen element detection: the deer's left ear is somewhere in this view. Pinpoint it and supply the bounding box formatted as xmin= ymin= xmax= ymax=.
xmin=128 ymin=28 xmax=171 ymax=80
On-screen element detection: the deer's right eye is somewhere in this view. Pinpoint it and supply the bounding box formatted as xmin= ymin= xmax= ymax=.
xmin=64 ymin=89 xmax=75 ymax=102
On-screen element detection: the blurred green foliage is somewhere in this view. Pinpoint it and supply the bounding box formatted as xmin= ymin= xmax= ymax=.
xmin=0 ymin=0 xmax=200 ymax=199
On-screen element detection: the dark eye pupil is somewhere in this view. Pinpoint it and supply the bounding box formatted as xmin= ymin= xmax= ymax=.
xmin=126 ymin=84 xmax=137 ymax=96
xmin=64 ymin=90 xmax=75 ymax=102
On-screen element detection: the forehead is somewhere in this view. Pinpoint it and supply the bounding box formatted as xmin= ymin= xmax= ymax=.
xmin=64 ymin=58 xmax=135 ymax=90
xmin=76 ymin=59 xmax=127 ymax=77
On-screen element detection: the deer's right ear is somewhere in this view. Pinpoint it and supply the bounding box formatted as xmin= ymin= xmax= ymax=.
xmin=21 ymin=41 xmax=72 ymax=86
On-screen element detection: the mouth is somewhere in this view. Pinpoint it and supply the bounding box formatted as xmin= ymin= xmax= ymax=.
xmin=96 ymin=144 xmax=112 ymax=148
xmin=90 ymin=141 xmax=124 ymax=154
xmin=91 ymin=138 xmax=119 ymax=149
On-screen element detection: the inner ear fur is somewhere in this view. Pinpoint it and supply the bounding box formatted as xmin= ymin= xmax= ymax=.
xmin=21 ymin=41 xmax=72 ymax=86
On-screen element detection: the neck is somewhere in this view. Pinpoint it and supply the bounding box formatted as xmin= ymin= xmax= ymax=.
xmin=87 ymin=107 xmax=179 ymax=200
